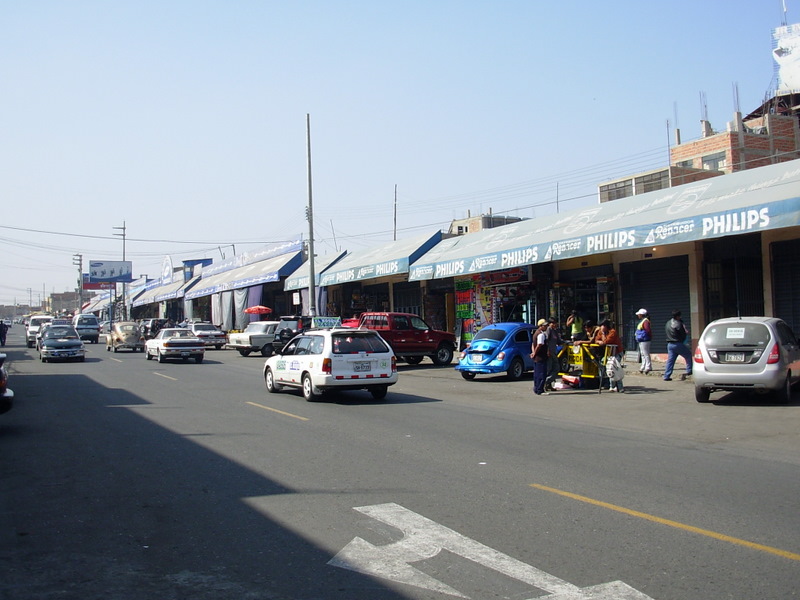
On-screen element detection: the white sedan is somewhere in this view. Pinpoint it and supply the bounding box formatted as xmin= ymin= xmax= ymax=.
xmin=145 ymin=328 xmax=205 ymax=364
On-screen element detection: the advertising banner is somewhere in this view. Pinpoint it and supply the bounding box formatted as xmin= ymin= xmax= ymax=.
xmin=89 ymin=260 xmax=133 ymax=283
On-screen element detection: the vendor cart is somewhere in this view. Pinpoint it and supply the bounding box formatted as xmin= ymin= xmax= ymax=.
xmin=558 ymin=343 xmax=618 ymax=393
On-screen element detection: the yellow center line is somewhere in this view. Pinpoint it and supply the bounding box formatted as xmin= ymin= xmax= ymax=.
xmin=153 ymin=372 xmax=178 ymax=381
xmin=246 ymin=401 xmax=309 ymax=421
xmin=530 ymin=483 xmax=800 ymax=562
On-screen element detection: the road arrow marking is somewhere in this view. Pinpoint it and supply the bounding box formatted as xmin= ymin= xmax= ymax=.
xmin=329 ymin=503 xmax=655 ymax=600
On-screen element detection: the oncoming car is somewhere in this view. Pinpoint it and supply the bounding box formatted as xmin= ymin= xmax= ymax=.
xmin=693 ymin=316 xmax=800 ymax=404
xmin=455 ymin=322 xmax=537 ymax=380
xmin=263 ymin=328 xmax=398 ymax=401
xmin=145 ymin=328 xmax=205 ymax=363
xmin=39 ymin=325 xmax=86 ymax=363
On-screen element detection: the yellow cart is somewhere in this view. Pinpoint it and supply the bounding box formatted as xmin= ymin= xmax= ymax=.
xmin=558 ymin=343 xmax=617 ymax=393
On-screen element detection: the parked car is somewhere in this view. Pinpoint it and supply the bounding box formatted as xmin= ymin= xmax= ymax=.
xmin=272 ymin=315 xmax=315 ymax=352
xmin=39 ymin=325 xmax=86 ymax=363
xmin=357 ymin=312 xmax=456 ymax=365
xmin=145 ymin=328 xmax=205 ymax=363
xmin=188 ymin=322 xmax=228 ymax=349
xmin=227 ymin=320 xmax=280 ymax=356
xmin=455 ymin=322 xmax=538 ymax=380
xmin=693 ymin=316 xmax=800 ymax=404
xmin=72 ymin=313 xmax=101 ymax=343
xmin=106 ymin=321 xmax=145 ymax=353
xmin=0 ymin=353 xmax=13 ymax=414
xmin=263 ymin=327 xmax=398 ymax=401
xmin=25 ymin=315 xmax=53 ymax=348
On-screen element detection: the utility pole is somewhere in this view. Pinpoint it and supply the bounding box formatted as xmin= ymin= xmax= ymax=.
xmin=113 ymin=221 xmax=127 ymax=320
xmin=306 ymin=114 xmax=316 ymax=317
xmin=73 ymin=253 xmax=83 ymax=314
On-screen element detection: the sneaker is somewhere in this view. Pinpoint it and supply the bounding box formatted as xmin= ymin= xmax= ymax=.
xmin=663 ymin=377 xmax=672 ymax=381
xmin=680 ymin=373 xmax=690 ymax=381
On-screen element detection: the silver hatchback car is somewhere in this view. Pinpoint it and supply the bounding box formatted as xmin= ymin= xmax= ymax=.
xmin=693 ymin=316 xmax=800 ymax=404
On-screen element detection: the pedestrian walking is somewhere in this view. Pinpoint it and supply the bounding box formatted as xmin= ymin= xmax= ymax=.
xmin=531 ymin=320 xmax=549 ymax=395
xmin=634 ymin=308 xmax=652 ymax=374
xmin=664 ymin=309 xmax=692 ymax=381
xmin=0 ymin=319 xmax=7 ymax=347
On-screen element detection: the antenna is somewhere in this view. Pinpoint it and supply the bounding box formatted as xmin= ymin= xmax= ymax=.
xmin=700 ymin=91 xmax=709 ymax=122
xmin=733 ymin=82 xmax=741 ymax=113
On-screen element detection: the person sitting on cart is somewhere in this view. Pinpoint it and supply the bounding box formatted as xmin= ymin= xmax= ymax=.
xmin=573 ymin=320 xmax=600 ymax=347
xmin=594 ymin=319 xmax=624 ymax=359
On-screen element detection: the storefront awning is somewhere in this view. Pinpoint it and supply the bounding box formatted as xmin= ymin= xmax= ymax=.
xmin=409 ymin=159 xmax=800 ymax=281
xmin=185 ymin=251 xmax=303 ymax=300
xmin=284 ymin=251 xmax=348 ymax=291
xmin=319 ymin=231 xmax=442 ymax=286
xmin=82 ymin=293 xmax=112 ymax=314
xmin=132 ymin=277 xmax=198 ymax=307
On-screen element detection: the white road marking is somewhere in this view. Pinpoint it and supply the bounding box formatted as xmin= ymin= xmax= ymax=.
xmin=153 ymin=372 xmax=177 ymax=381
xmin=329 ymin=503 xmax=654 ymax=600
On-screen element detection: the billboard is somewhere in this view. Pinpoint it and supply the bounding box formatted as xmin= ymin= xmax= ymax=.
xmin=773 ymin=23 xmax=800 ymax=93
xmin=82 ymin=273 xmax=114 ymax=290
xmin=89 ymin=260 xmax=133 ymax=283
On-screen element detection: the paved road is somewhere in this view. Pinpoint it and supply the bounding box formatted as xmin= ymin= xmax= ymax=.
xmin=1 ymin=331 xmax=798 ymax=599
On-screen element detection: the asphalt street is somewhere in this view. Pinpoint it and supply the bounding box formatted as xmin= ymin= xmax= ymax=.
xmin=1 ymin=328 xmax=798 ymax=600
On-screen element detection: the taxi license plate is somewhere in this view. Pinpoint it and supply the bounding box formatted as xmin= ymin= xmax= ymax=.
xmin=726 ymin=352 xmax=745 ymax=362
xmin=353 ymin=361 xmax=371 ymax=372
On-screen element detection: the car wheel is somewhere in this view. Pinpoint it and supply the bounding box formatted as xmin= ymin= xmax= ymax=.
xmin=776 ymin=373 xmax=792 ymax=405
xmin=113 ymin=345 xmax=118 ymax=353
xmin=40 ymin=355 xmax=47 ymax=363
xmin=194 ymin=355 xmax=203 ymax=364
xmin=79 ymin=356 xmax=86 ymax=362
xmin=157 ymin=350 xmax=166 ymax=364
xmin=370 ymin=385 xmax=388 ymax=400
xmin=302 ymin=374 xmax=320 ymax=402
xmin=404 ymin=356 xmax=423 ymax=365
xmin=507 ymin=357 xmax=525 ymax=380
xmin=432 ymin=345 xmax=454 ymax=366
xmin=238 ymin=349 xmax=251 ymax=357
xmin=460 ymin=371 xmax=477 ymax=381
xmin=694 ymin=386 xmax=711 ymax=403
xmin=260 ymin=345 xmax=273 ymax=357
xmin=145 ymin=349 xmax=152 ymax=360
xmin=215 ymin=345 xmax=223 ymax=350
xmin=265 ymin=368 xmax=282 ymax=393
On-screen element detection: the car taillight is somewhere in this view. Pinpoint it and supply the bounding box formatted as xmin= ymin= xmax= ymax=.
xmin=497 ymin=351 xmax=506 ymax=360
xmin=459 ymin=351 xmax=466 ymax=359
xmin=767 ymin=343 xmax=781 ymax=364
xmin=0 ymin=368 xmax=7 ymax=394
xmin=322 ymin=358 xmax=332 ymax=374
xmin=693 ymin=346 xmax=704 ymax=363
xmin=391 ymin=356 xmax=397 ymax=372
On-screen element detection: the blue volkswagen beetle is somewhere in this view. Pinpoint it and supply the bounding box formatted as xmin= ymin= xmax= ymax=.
xmin=455 ymin=322 xmax=537 ymax=380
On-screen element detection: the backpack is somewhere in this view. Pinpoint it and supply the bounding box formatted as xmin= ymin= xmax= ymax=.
xmin=606 ymin=356 xmax=624 ymax=382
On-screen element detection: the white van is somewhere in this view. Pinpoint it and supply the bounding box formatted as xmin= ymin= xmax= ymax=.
xmin=26 ymin=315 xmax=53 ymax=348
xmin=72 ymin=314 xmax=101 ymax=344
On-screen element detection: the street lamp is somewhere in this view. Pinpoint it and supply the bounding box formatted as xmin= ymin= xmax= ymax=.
xmin=73 ymin=253 xmax=83 ymax=314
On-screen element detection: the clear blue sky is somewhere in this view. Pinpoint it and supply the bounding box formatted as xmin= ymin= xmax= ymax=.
xmin=0 ymin=0 xmax=788 ymax=307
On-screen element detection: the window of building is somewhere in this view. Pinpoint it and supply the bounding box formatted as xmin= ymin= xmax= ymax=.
xmin=599 ymin=179 xmax=632 ymax=202
xmin=702 ymin=151 xmax=727 ymax=171
xmin=634 ymin=171 xmax=669 ymax=194
xmin=676 ymin=159 xmax=693 ymax=168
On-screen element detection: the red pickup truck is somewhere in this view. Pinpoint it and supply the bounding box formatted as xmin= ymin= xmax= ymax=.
xmin=357 ymin=312 xmax=456 ymax=366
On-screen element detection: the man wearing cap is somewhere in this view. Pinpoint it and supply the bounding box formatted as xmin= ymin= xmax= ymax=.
xmin=544 ymin=317 xmax=562 ymax=391
xmin=634 ymin=308 xmax=652 ymax=374
xmin=530 ymin=319 xmax=549 ymax=395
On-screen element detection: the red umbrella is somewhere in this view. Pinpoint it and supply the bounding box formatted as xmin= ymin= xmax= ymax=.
xmin=244 ymin=305 xmax=273 ymax=315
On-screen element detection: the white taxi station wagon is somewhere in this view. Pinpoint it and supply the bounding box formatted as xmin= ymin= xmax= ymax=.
xmin=263 ymin=327 xmax=398 ymax=401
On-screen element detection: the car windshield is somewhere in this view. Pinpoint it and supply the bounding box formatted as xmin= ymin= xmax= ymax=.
xmin=472 ymin=328 xmax=507 ymax=342
xmin=193 ymin=324 xmax=217 ymax=331
xmin=118 ymin=324 xmax=139 ymax=333
xmin=162 ymin=329 xmax=192 ymax=338
xmin=44 ymin=327 xmax=78 ymax=339
xmin=332 ymin=333 xmax=389 ymax=353
xmin=702 ymin=322 xmax=771 ymax=347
